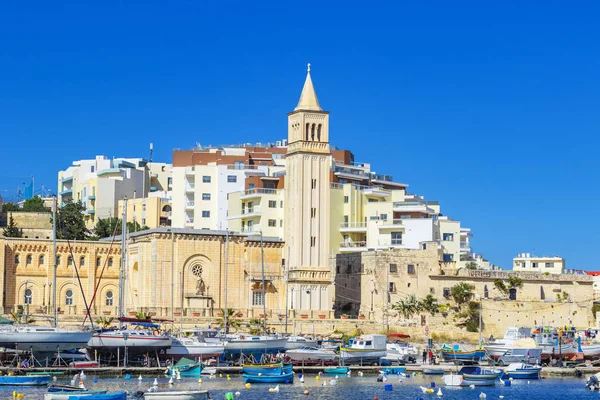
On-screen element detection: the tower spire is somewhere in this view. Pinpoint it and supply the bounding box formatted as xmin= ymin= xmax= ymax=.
xmin=295 ymin=63 xmax=321 ymax=111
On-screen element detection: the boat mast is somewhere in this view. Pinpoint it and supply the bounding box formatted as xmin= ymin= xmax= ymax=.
xmin=260 ymin=231 xmax=267 ymax=336
xmin=118 ymin=198 xmax=127 ymax=329
xmin=52 ymin=196 xmax=57 ymax=328
xmin=285 ymin=246 xmax=289 ymax=335
xmin=224 ymin=229 xmax=229 ymax=334
xmin=385 ymin=260 xmax=389 ymax=335
xmin=478 ymin=296 xmax=483 ymax=346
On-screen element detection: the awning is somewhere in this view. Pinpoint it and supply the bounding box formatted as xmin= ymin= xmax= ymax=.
xmin=0 ymin=317 xmax=13 ymax=325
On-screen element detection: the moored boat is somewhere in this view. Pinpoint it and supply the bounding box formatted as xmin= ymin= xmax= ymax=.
xmin=167 ymin=336 xmax=225 ymax=359
xmin=441 ymin=344 xmax=486 ymax=362
xmin=243 ymin=371 xmax=294 ymax=384
xmin=142 ymin=390 xmax=210 ymax=400
xmin=242 ymin=362 xmax=293 ymax=375
xmin=483 ymin=327 xmax=532 ymax=360
xmin=284 ymin=336 xmax=318 ymax=350
xmin=458 ymin=366 xmax=502 ymax=386
xmin=423 ymin=368 xmax=445 ymax=375
xmin=44 ymin=390 xmax=108 ymax=400
xmin=339 ymin=334 xmax=387 ymax=363
xmin=88 ymin=329 xmax=172 ymax=352
xmin=0 ymin=374 xmax=51 ymax=386
xmin=286 ymin=346 xmax=337 ymax=362
xmin=68 ymin=392 xmax=127 ymax=400
xmin=223 ymin=334 xmax=288 ymax=355
xmin=169 ymin=357 xmax=204 ymax=378
xmin=324 ymin=366 xmax=349 ymax=374
xmin=0 ymin=326 xmax=92 ymax=355
xmin=502 ymin=363 xmax=542 ymax=379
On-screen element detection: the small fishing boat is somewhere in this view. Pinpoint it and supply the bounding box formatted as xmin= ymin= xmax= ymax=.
xmin=44 ymin=390 xmax=108 ymax=400
xmin=0 ymin=374 xmax=51 ymax=386
xmin=502 ymin=363 xmax=542 ymax=379
xmin=142 ymin=390 xmax=210 ymax=400
xmin=69 ymin=361 xmax=100 ymax=369
xmin=68 ymin=393 xmax=127 ymax=400
xmin=324 ymin=366 xmax=350 ymax=374
xmin=222 ymin=334 xmax=288 ymax=355
xmin=458 ymin=366 xmax=502 ymax=386
xmin=381 ymin=367 xmax=406 ymax=375
xmin=286 ymin=346 xmax=337 ymax=362
xmin=339 ymin=334 xmax=387 ymax=363
xmin=242 ymin=362 xmax=293 ymax=375
xmin=483 ymin=327 xmax=533 ymax=360
xmin=169 ymin=358 xmax=204 ymax=378
xmin=48 ymin=384 xmax=96 ymax=392
xmin=284 ymin=336 xmax=318 ymax=350
xmin=423 ymin=368 xmax=445 ymax=375
xmin=167 ymin=336 xmax=225 ymax=359
xmin=441 ymin=344 xmax=486 ymax=362
xmin=243 ymin=371 xmax=294 ymax=384
xmin=27 ymin=371 xmax=66 ymax=376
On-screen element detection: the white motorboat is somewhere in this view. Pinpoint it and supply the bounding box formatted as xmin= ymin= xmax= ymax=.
xmin=582 ymin=343 xmax=600 ymax=358
xmin=88 ymin=329 xmax=172 ymax=351
xmin=0 ymin=326 xmax=93 ymax=354
xmin=339 ymin=334 xmax=387 ymax=362
xmin=167 ymin=336 xmax=225 ymax=359
xmin=383 ymin=342 xmax=419 ymax=363
xmin=286 ymin=346 xmax=337 ymax=362
xmin=483 ymin=326 xmax=532 ymax=359
xmin=222 ymin=334 xmax=288 ymax=352
xmin=284 ymin=336 xmax=318 ymax=350
xmin=143 ymin=390 xmax=210 ymax=400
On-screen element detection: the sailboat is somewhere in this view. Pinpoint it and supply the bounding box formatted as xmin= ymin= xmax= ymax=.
xmin=0 ymin=197 xmax=93 ymax=358
xmin=87 ymin=199 xmax=172 ymax=357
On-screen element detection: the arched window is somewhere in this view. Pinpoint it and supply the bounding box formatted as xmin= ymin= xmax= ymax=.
xmin=65 ymin=289 xmax=73 ymax=305
xmin=305 ymin=123 xmax=310 ymax=141
xmin=26 ymin=255 xmax=32 ymax=265
xmin=317 ymin=124 xmax=322 ymax=141
xmin=108 ymin=257 xmax=113 ymax=267
xmin=24 ymin=289 xmax=32 ymax=304
xmin=105 ymin=291 xmax=114 ymax=306
xmin=484 ymin=285 xmax=489 ymax=298
xmin=56 ymin=255 xmax=61 ymax=266
xmin=67 ymin=256 xmax=73 ymax=267
xmin=96 ymin=257 xmax=101 ymax=267
xmin=80 ymin=256 xmax=85 ymax=267
xmin=39 ymin=255 xmax=44 ymax=265
xmin=14 ymin=254 xmax=19 ymax=264
xmin=540 ymin=286 xmax=545 ymax=300
xmin=311 ymin=123 xmax=315 ymax=141
xmin=162 ymin=205 xmax=172 ymax=213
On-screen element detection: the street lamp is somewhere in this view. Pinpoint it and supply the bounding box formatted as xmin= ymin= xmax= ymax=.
xmin=47 ymin=282 xmax=52 ymax=308
xmin=24 ymin=280 xmax=30 ymax=315
xmin=278 ymin=314 xmax=283 ymax=335
xmin=291 ymin=287 xmax=295 ymax=309
xmin=370 ymin=289 xmax=375 ymax=312
xmin=43 ymin=283 xmax=47 ymax=307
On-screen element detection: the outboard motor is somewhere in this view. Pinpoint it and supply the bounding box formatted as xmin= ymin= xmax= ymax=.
xmin=586 ymin=375 xmax=599 ymax=390
xmin=377 ymin=374 xmax=384 ymax=382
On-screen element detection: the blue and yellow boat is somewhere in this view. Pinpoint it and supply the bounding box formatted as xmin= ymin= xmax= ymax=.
xmin=441 ymin=344 xmax=486 ymax=362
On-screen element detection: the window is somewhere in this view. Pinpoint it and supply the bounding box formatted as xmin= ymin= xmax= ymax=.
xmin=65 ymin=289 xmax=73 ymax=305
xmin=311 ymin=179 xmax=317 ymax=189
xmin=68 ymin=256 xmax=73 ymax=267
xmin=380 ymin=213 xmax=388 ymax=221
xmin=142 ymin=218 xmax=146 ymax=226
xmin=202 ymin=193 xmax=211 ymax=200
xmin=389 ymin=264 xmax=397 ymax=273
xmin=202 ymin=211 xmax=210 ymax=218
xmin=368 ymin=198 xmax=378 ymax=202
xmin=545 ymin=262 xmax=552 ymax=268
xmin=391 ymin=232 xmax=402 ymax=245
xmin=532 ymin=262 xmax=538 ymax=268
xmin=268 ymin=219 xmax=277 ymax=227
xmin=430 ymin=287 xmax=435 ymax=294
xmin=280 ymin=201 xmax=283 ymax=208
xmin=248 ymin=183 xmax=255 ymax=189
xmin=167 ymin=177 xmax=172 ymax=185
xmin=407 ymin=264 xmax=415 ymax=274
xmin=80 ymin=257 xmax=85 ymax=267
xmin=142 ymin=203 xmax=146 ymax=211
xmin=105 ymin=291 xmax=114 ymax=306
xmin=344 ymin=196 xmax=349 ymax=204
xmin=39 ymin=255 xmax=44 ymax=265
xmin=443 ymin=233 xmax=454 ymax=241
xmin=389 ymin=282 xmax=396 ymax=293
xmin=521 ymin=262 xmax=526 ymax=268
xmin=234 ymin=161 xmax=244 ymax=169
xmin=344 ymin=215 xmax=349 ymax=223
xmin=56 ymin=256 xmax=61 ymax=266
xmin=268 ymin=200 xmax=276 ymax=208
xmin=96 ymin=257 xmax=101 ymax=267
xmin=14 ymin=255 xmax=19 ymax=264
xmin=24 ymin=289 xmax=32 ymax=304
xmin=280 ymin=220 xmax=283 ymax=227
xmin=443 ymin=253 xmax=454 ymax=262
xmin=108 ymin=257 xmax=113 ymax=267
xmin=443 ymin=287 xmax=451 ymax=298
xmin=252 ymin=291 xmax=265 ymax=306
xmin=311 ymin=236 xmax=316 ymax=247
xmin=311 ymin=208 xmax=316 ymax=218
xmin=227 ymin=175 xmax=237 ymax=183
xmin=202 ymin=176 xmax=211 ymax=183
xmin=26 ymin=255 xmax=32 ymax=265
xmin=91 ymin=166 xmax=95 ymax=173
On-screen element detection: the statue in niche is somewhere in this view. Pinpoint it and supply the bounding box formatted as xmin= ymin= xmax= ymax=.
xmin=196 ymin=278 xmax=206 ymax=296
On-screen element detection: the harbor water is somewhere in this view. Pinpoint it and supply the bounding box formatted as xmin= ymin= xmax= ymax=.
xmin=0 ymin=373 xmax=594 ymax=399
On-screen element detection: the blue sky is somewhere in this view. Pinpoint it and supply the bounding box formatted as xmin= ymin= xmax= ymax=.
xmin=0 ymin=1 xmax=598 ymax=270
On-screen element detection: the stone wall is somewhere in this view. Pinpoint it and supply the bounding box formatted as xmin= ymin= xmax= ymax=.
xmin=0 ymin=212 xmax=53 ymax=239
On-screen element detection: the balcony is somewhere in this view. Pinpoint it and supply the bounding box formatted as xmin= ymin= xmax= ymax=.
xmin=460 ymin=242 xmax=471 ymax=252
xmin=377 ymin=219 xmax=405 ymax=230
xmin=392 ymin=201 xmax=435 ymax=214
xmin=240 ymin=188 xmax=279 ymax=200
xmin=61 ymin=176 xmax=73 ymax=183
xmin=185 ymin=184 xmax=195 ymax=193
xmin=86 ymin=209 xmax=95 ymax=215
xmin=363 ymin=187 xmax=391 ymax=198
xmin=185 ymin=167 xmax=195 ymax=176
xmin=97 ymin=168 xmax=121 ymax=177
xmin=240 ymin=226 xmax=261 ymax=235
xmin=185 ymin=201 xmax=195 ymax=210
xmin=185 ymin=218 xmax=194 ymax=227
xmin=339 ymin=222 xmax=367 ymax=233
xmin=375 ymin=239 xmax=406 ymax=250
xmin=227 ymin=206 xmax=262 ymax=220
xmin=59 ymin=189 xmax=73 ymax=197
xmin=339 ymin=241 xmax=368 ymax=253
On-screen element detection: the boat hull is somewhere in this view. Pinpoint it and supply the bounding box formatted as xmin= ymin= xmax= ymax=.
xmin=88 ymin=333 xmax=172 ymax=350
xmin=166 ymin=341 xmax=225 ymax=359
xmin=339 ymin=347 xmax=386 ymax=362
xmin=286 ymin=349 xmax=337 ymax=362
xmin=44 ymin=392 xmax=108 ymax=400
xmin=540 ymin=343 xmax=579 ymax=360
xmin=143 ymin=391 xmax=210 ymax=400
xmin=0 ymin=329 xmax=92 ymax=353
xmin=284 ymin=339 xmax=318 ymax=350
xmin=582 ymin=344 xmax=600 ymax=358
xmin=242 ymin=363 xmax=293 ymax=375
xmin=0 ymin=375 xmax=51 ymax=386
xmin=225 ymin=338 xmax=288 ymax=353
xmin=423 ymin=368 xmax=445 ymax=375
xmin=171 ymin=363 xmax=204 ymax=378
xmin=441 ymin=349 xmax=486 ymax=361
xmin=68 ymin=393 xmax=127 ymax=400
xmin=243 ymin=372 xmax=294 ymax=384
xmin=324 ymin=367 xmax=349 ymax=374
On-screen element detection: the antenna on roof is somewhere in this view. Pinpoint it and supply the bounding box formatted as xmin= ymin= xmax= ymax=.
xmin=149 ymin=143 xmax=154 ymax=162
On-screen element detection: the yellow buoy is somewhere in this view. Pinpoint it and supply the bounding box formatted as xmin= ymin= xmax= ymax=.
xmin=303 ymin=390 xmax=309 ymax=395
xmin=198 ymin=378 xmax=203 ymax=384
xmin=245 ymin=383 xmax=251 ymax=389
xmin=316 ymin=376 xmax=320 ymax=381
xmin=219 ymin=373 xmax=223 ymax=378
xmin=227 ymin=375 xmax=231 ymax=381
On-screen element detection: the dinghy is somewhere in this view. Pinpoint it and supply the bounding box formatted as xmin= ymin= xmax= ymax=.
xmin=0 ymin=374 xmax=51 ymax=386
xmin=44 ymin=391 xmax=108 ymax=400
xmin=243 ymin=372 xmax=294 ymax=384
xmin=142 ymin=390 xmax=210 ymax=400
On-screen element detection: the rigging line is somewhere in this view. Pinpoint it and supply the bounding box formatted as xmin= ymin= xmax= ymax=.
xmin=59 ymin=215 xmax=95 ymax=330
xmin=81 ymin=219 xmax=121 ymax=328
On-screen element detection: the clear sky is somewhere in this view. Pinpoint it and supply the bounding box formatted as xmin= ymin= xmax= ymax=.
xmin=0 ymin=1 xmax=598 ymax=270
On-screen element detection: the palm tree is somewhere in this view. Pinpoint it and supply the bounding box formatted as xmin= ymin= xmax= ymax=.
xmin=135 ymin=311 xmax=151 ymax=321
xmin=392 ymin=294 xmax=422 ymax=320
xmin=215 ymin=308 xmax=242 ymax=333
xmin=94 ymin=316 xmax=114 ymax=329
xmin=421 ymin=294 xmax=440 ymax=315
xmin=8 ymin=312 xmax=35 ymax=325
xmin=247 ymin=318 xmax=265 ymax=335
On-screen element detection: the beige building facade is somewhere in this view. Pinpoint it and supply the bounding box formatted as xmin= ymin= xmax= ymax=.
xmin=513 ymin=253 xmax=565 ymax=275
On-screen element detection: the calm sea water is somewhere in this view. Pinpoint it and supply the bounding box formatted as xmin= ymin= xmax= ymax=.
xmin=1 ymin=373 xmax=593 ymax=399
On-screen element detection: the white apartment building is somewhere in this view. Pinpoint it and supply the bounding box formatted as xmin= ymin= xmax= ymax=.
xmin=513 ymin=253 xmax=565 ymax=274
xmin=57 ymin=156 xmax=172 ymax=228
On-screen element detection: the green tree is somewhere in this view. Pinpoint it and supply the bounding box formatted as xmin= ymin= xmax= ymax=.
xmin=54 ymin=200 xmax=89 ymax=240
xmin=93 ymin=217 xmax=148 ymax=239
xmin=22 ymin=196 xmax=50 ymax=212
xmin=2 ymin=214 xmax=23 ymax=238
xmin=450 ymin=282 xmax=475 ymax=305
xmin=494 ymin=279 xmax=508 ymax=295
xmin=392 ymin=294 xmax=422 ymax=319
xmin=247 ymin=318 xmax=266 ymax=335
xmin=421 ymin=294 xmax=440 ymax=315
xmin=216 ymin=309 xmax=242 ymax=333
xmin=507 ymin=276 xmax=524 ymax=289
xmin=455 ymin=301 xmax=482 ymax=333
xmin=1 ymin=202 xmax=20 ymax=212
xmin=94 ymin=316 xmax=114 ymax=329
xmin=8 ymin=312 xmax=35 ymax=324
xmin=465 ymin=262 xmax=478 ymax=270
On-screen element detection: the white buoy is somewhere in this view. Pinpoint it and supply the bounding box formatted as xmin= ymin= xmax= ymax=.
xmin=176 ymin=371 xmax=181 ymax=380
xmin=329 ymin=379 xmax=337 ymax=386
xmin=437 ymin=388 xmax=443 ymax=397
xmin=347 ymin=371 xmax=351 ymax=377
xmin=299 ymin=375 xmax=305 ymax=383
xmin=358 ymin=371 xmax=363 ymax=377
xmin=499 ymin=396 xmax=505 ymax=399
xmin=527 ymin=380 xmax=530 ymax=384
xmin=80 ymin=371 xmax=86 ymax=380
xmin=322 ymin=382 xmax=326 ymax=387
xmin=479 ymin=392 xmax=487 ymax=399
xmin=168 ymin=377 xmax=174 ymax=385
xmin=148 ymin=386 xmax=157 ymax=392
xmin=382 ymin=375 xmax=387 ymax=382
xmin=269 ymin=385 xmax=280 ymax=393
xmin=153 ymin=378 xmax=158 ymax=386
xmin=53 ymin=376 xmax=57 ymax=382
xmin=235 ymin=392 xmax=241 ymax=396
xmin=138 ymin=375 xmax=143 ymax=382
xmin=419 ymin=386 xmax=429 ymax=393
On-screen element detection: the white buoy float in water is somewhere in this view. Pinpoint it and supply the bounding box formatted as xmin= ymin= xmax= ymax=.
xmin=269 ymin=385 xmax=280 ymax=393
xmin=138 ymin=375 xmax=143 ymax=382
xmin=479 ymin=392 xmax=487 ymax=399
xmin=153 ymin=378 xmax=158 ymax=386
xmin=419 ymin=386 xmax=429 ymax=393
xmin=168 ymin=377 xmax=174 ymax=385
xmin=299 ymin=375 xmax=305 ymax=383
xmin=329 ymin=379 xmax=337 ymax=386
xmin=436 ymin=388 xmax=443 ymax=397
xmin=469 ymin=384 xmax=476 ymax=389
